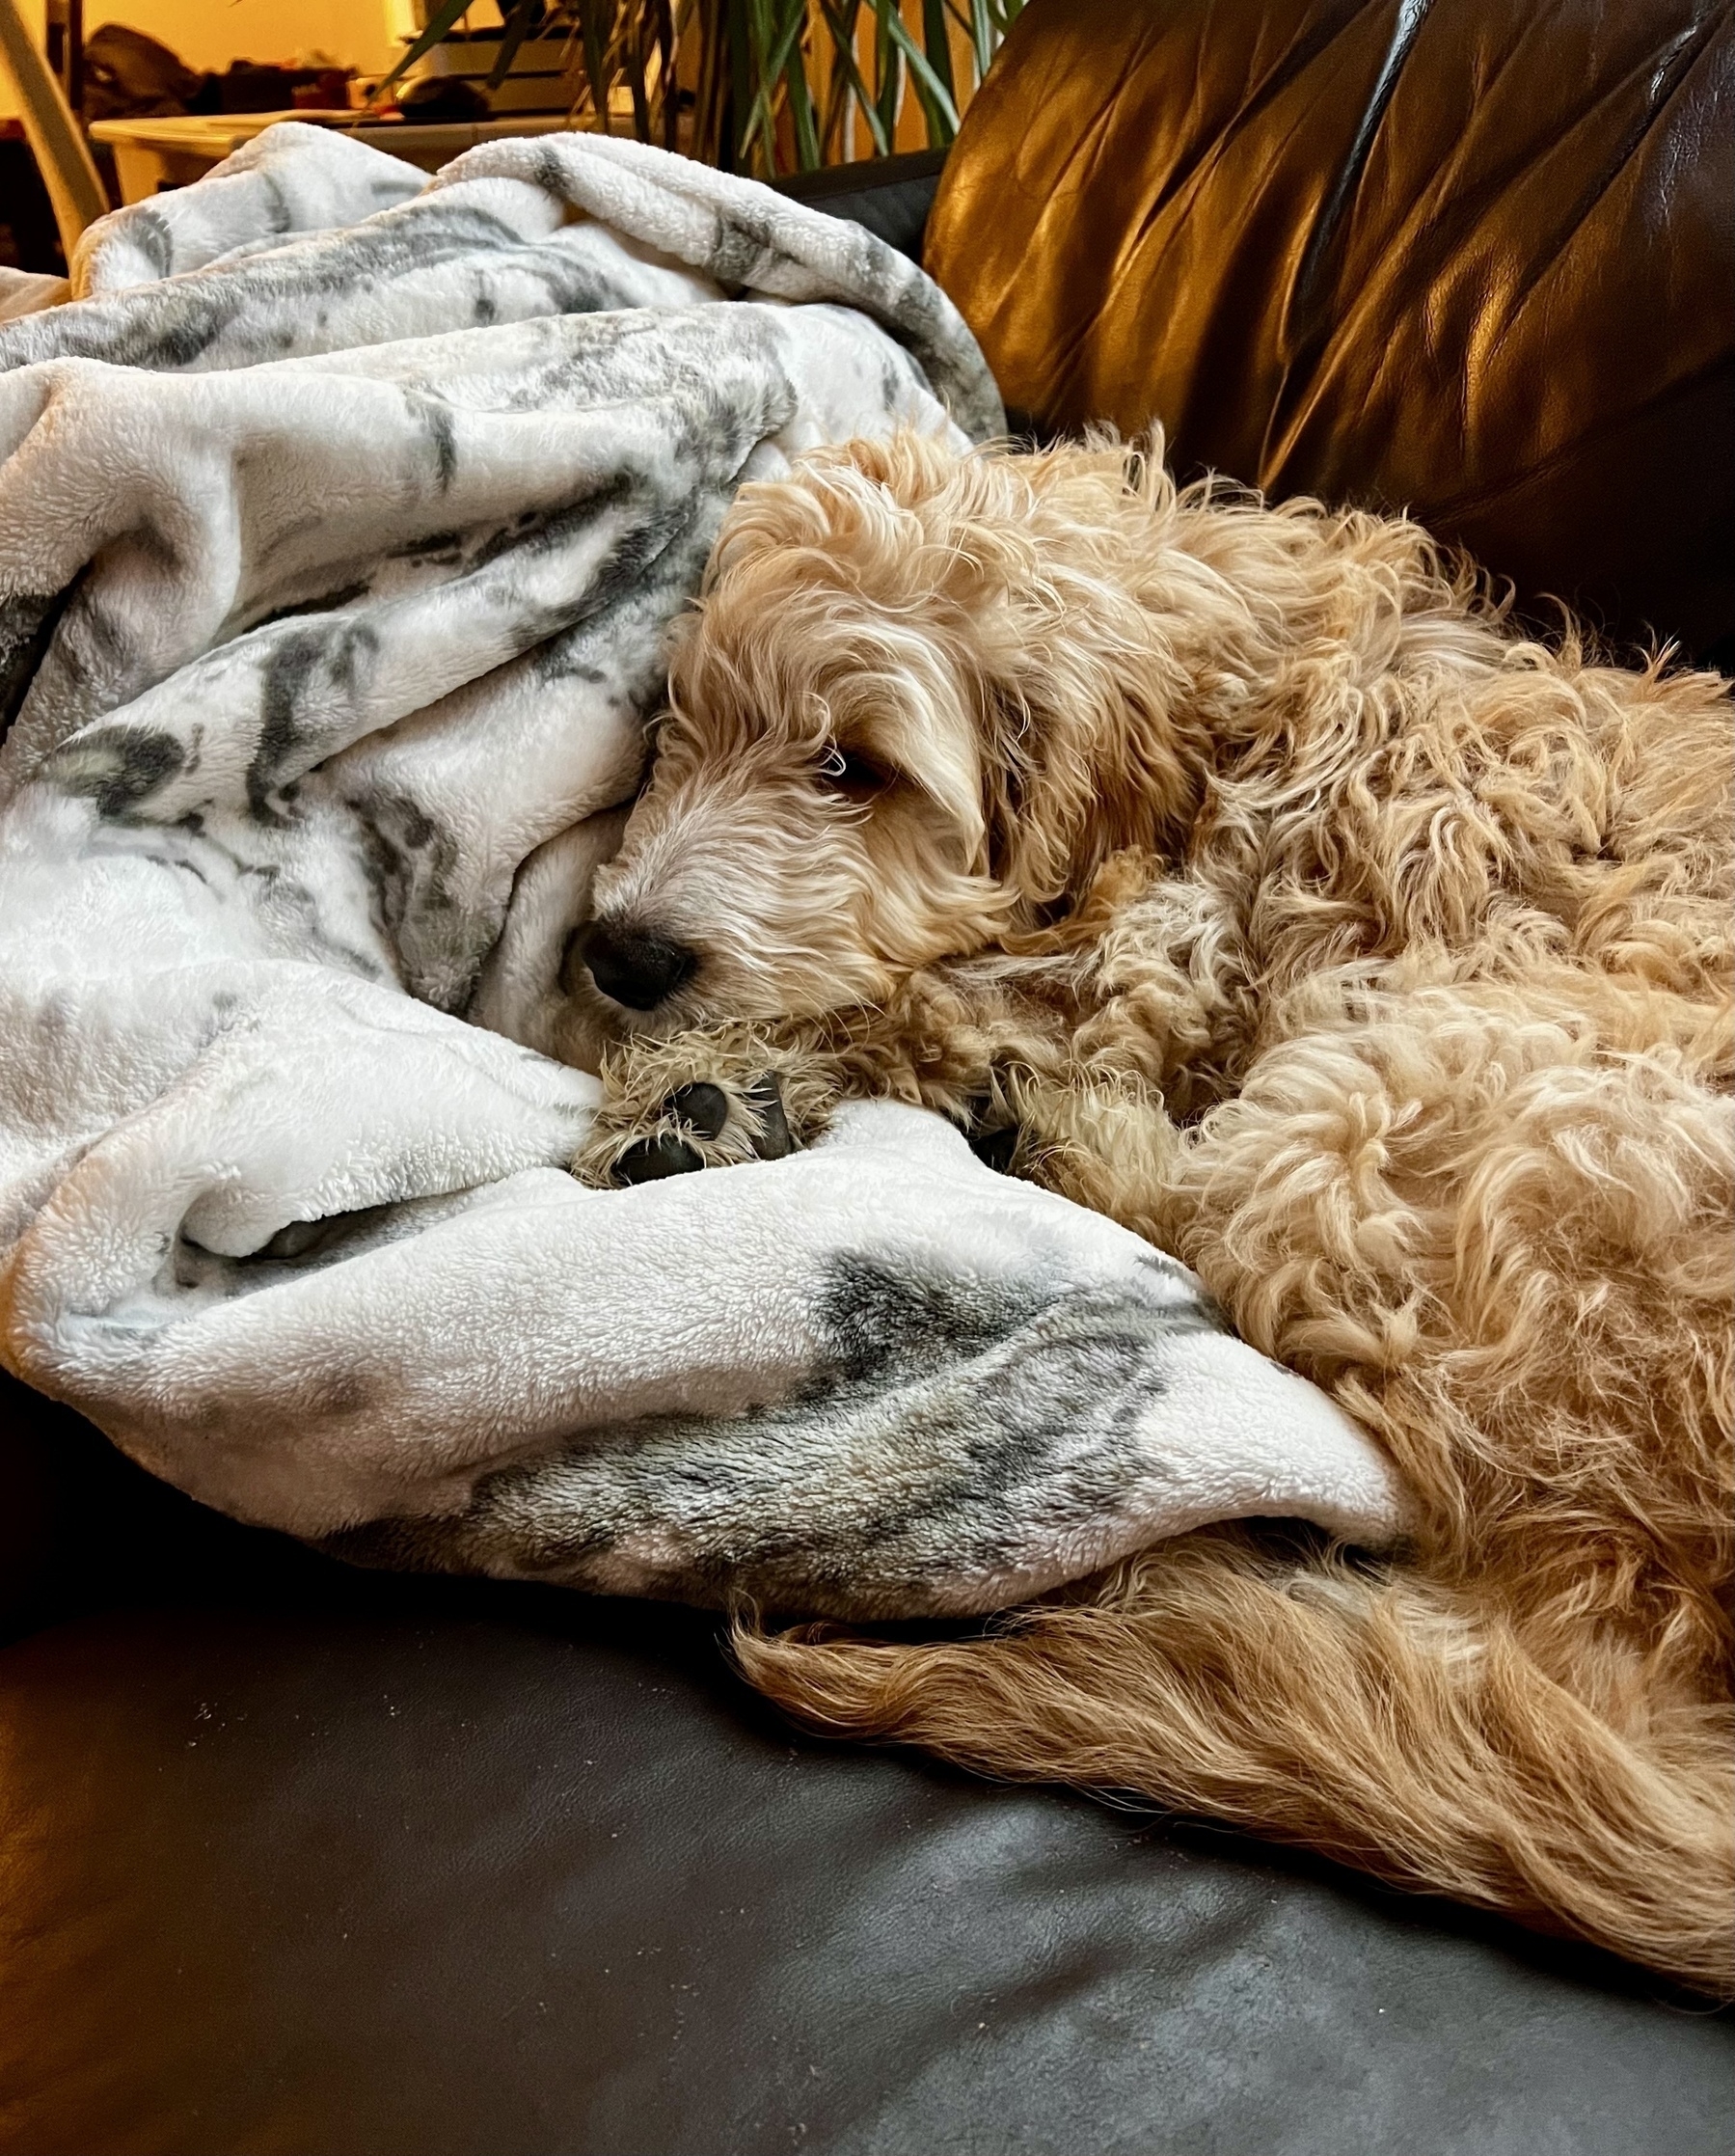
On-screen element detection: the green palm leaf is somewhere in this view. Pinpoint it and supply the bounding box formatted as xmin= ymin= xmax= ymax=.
xmin=392 ymin=0 xmax=1017 ymax=171
xmin=486 ymin=0 xmax=543 ymax=91
xmin=876 ymin=1 xmax=959 ymax=142
xmin=818 ymin=0 xmax=890 ymax=157
xmin=373 ymin=0 xmax=477 ymax=103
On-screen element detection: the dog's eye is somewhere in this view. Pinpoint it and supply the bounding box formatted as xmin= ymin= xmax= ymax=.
xmin=816 ymin=747 xmax=893 ymax=803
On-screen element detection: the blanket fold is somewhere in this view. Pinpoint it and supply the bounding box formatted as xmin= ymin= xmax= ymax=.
xmin=0 ymin=128 xmax=1402 ymax=1617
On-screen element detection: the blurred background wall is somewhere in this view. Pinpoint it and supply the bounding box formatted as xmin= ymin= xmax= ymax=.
xmin=1 ymin=0 xmax=408 ymax=115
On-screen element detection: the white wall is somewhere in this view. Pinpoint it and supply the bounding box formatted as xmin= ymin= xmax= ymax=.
xmin=86 ymin=0 xmax=408 ymax=75
xmin=1 ymin=0 xmax=46 ymax=118
xmin=0 ymin=0 xmax=424 ymax=113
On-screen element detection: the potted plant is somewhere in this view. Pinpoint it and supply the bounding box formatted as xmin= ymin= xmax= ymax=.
xmin=375 ymin=0 xmax=1024 ymax=175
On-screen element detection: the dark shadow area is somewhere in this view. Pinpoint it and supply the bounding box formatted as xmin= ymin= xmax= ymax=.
xmin=5 ymin=1364 xmax=1728 ymax=2028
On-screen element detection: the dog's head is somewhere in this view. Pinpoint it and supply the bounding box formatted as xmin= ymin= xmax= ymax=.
xmin=575 ymin=432 xmax=1204 ymax=1031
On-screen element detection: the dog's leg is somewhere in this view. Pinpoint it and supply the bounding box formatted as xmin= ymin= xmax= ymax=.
xmin=569 ymin=1022 xmax=842 ymax=1186
xmin=570 ymin=967 xmax=1078 ymax=1190
xmin=989 ymin=1063 xmax=1182 ymax=1229
xmin=919 ymin=856 xmax=1251 ymax=1220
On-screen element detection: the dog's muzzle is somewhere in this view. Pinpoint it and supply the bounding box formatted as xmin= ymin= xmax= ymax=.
xmin=575 ymin=920 xmax=697 ymax=1011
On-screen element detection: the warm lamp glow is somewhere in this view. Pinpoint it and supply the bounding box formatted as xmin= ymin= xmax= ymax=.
xmin=86 ymin=0 xmax=405 ymax=77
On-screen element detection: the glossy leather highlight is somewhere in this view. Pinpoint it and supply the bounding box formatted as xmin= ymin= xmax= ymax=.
xmin=926 ymin=0 xmax=1735 ymax=660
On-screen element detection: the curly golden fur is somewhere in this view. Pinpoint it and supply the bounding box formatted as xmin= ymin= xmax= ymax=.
xmin=577 ymin=432 xmax=1735 ymax=1992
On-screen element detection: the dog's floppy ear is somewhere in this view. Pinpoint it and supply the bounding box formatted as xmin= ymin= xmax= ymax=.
xmin=700 ymin=430 xmax=1199 ymax=913
xmin=976 ymin=676 xmax=1104 ymax=913
xmin=794 ymin=436 xmax=1086 ymax=894
xmin=749 ymin=431 xmax=1010 ymax=861
xmin=906 ymin=439 xmax=1206 ymax=918
xmin=978 ymin=648 xmax=1201 ymax=920
xmin=849 ymin=692 xmax=987 ymax=860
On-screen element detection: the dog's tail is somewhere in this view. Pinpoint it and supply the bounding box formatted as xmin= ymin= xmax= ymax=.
xmin=731 ymin=1526 xmax=1735 ymax=1996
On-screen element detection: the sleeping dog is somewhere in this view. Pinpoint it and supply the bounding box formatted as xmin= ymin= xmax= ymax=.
xmin=566 ymin=430 xmax=1734 ymax=1992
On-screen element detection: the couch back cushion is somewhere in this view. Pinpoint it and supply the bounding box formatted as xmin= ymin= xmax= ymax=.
xmin=925 ymin=0 xmax=1735 ymax=661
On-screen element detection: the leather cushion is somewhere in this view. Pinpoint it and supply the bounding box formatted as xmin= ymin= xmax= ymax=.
xmin=774 ymin=148 xmax=947 ymax=263
xmin=4 ymin=1293 xmax=1732 ymax=2150
xmin=926 ymin=0 xmax=1735 ymax=661
xmin=2 ymin=1584 xmax=1731 ymax=2156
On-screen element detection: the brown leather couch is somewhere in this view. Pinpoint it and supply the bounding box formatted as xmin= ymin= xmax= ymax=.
xmin=2 ymin=5 xmax=1730 ymax=2149
xmin=928 ymin=0 xmax=1735 ymax=668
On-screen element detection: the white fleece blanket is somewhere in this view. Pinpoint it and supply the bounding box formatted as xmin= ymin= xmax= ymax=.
xmin=0 ymin=125 xmax=1402 ymax=1617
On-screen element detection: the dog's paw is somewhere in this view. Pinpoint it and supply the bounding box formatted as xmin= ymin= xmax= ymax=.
xmin=610 ymin=1075 xmax=795 ymax=1186
xmin=570 ymin=1023 xmax=834 ymax=1189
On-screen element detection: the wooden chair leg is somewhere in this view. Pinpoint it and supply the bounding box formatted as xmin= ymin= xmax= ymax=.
xmin=0 ymin=0 xmax=107 ymax=266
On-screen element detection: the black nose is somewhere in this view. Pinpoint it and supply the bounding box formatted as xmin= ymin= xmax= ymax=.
xmin=576 ymin=920 xmax=697 ymax=1010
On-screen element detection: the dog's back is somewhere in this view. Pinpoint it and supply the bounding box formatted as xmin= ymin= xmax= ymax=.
xmin=588 ymin=434 xmax=1735 ymax=1989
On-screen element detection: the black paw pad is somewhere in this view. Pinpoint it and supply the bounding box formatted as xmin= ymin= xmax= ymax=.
xmin=612 ymin=1133 xmax=705 ymax=1186
xmin=666 ymin=1082 xmax=731 ymax=1140
xmin=610 ymin=1074 xmax=798 ymax=1188
xmin=742 ymin=1075 xmax=794 ymax=1160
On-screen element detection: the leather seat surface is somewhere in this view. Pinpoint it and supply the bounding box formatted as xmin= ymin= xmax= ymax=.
xmin=1 ymin=1383 xmax=1731 ymax=2156
xmin=5 ymin=1597 xmax=1734 ymax=2156
xmin=775 ymin=149 xmax=946 ymax=262
xmin=926 ymin=0 xmax=1735 ymax=662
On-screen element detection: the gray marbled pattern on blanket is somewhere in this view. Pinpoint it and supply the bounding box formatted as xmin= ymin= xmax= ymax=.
xmin=0 ymin=134 xmax=1398 ymax=1616
xmin=71 ymin=123 xmax=427 ymax=292
xmin=327 ymin=1253 xmax=1235 ymax=1619
xmin=2 ymin=193 xmax=718 ymax=376
xmin=0 ymin=299 xmax=924 ymax=1014
xmin=8 ymin=124 xmax=998 ymax=439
